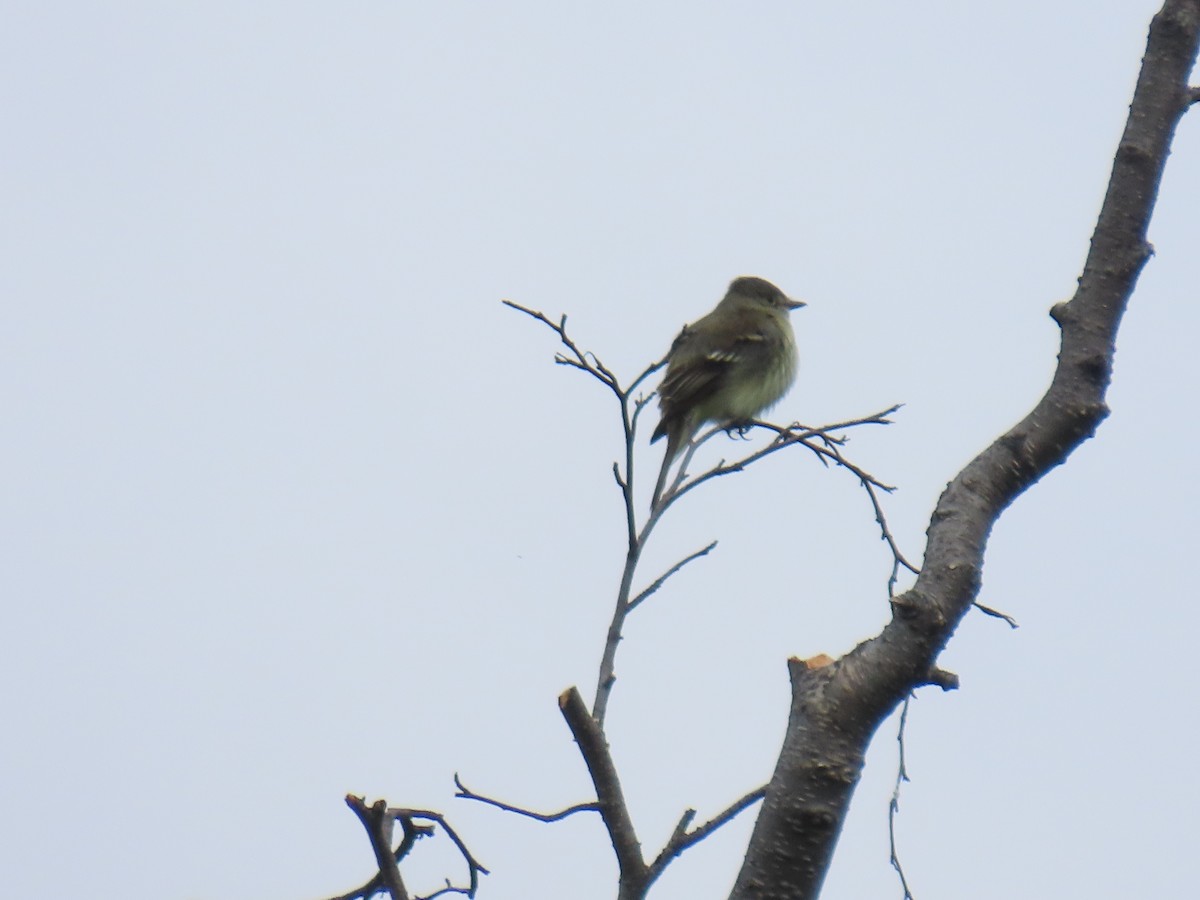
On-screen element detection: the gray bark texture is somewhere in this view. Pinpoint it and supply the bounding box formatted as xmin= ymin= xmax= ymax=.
xmin=728 ymin=3 xmax=1200 ymax=898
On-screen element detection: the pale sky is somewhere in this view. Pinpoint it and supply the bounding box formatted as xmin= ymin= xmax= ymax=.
xmin=3 ymin=3 xmax=1198 ymax=899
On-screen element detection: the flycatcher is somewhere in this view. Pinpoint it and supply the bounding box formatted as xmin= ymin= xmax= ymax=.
xmin=651 ymin=276 xmax=805 ymax=506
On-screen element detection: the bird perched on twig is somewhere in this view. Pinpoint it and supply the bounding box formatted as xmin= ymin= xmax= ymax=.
xmin=651 ymin=276 xmax=805 ymax=508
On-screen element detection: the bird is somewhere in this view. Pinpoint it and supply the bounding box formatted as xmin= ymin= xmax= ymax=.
xmin=650 ymin=276 xmax=805 ymax=507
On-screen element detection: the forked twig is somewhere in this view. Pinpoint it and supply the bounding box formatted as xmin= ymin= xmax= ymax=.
xmin=330 ymin=796 xmax=411 ymax=900
xmin=391 ymin=809 xmax=488 ymax=900
xmin=325 ymin=798 xmax=487 ymax=900
xmin=647 ymin=787 xmax=767 ymax=883
xmin=502 ymin=299 xmax=665 ymax=400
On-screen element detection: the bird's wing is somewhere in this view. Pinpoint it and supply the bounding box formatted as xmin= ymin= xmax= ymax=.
xmin=658 ymin=319 xmax=777 ymax=416
xmin=657 ymin=326 xmax=727 ymax=412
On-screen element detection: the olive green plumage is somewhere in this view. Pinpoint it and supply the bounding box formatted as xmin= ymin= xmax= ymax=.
xmin=651 ymin=276 xmax=804 ymax=506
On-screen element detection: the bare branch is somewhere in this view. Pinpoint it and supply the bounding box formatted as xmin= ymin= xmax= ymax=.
xmin=888 ymin=699 xmax=916 ymax=900
xmin=559 ymin=687 xmax=648 ymax=898
xmin=655 ymin=407 xmax=900 ymax=513
xmin=628 ymin=357 xmax=669 ymax=396
xmin=505 ymin=296 xmax=666 ymax=727
xmin=653 ymin=411 xmax=917 ymax=595
xmin=630 ymin=391 xmax=657 ymax=433
xmin=593 ymin=573 xmax=634 ymax=727
xmin=811 ymin=430 xmax=921 ymax=596
xmin=628 ymin=541 xmax=718 ymax=611
xmin=973 ymin=601 xmax=1020 ymax=629
xmin=339 ymin=796 xmax=410 ymax=900
xmin=502 ymin=299 xmax=617 ymax=390
xmin=664 ymin=809 xmax=696 ymax=855
xmin=865 ymin=475 xmax=920 ymax=597
xmin=326 ymin=798 xmax=487 ymax=900
xmin=612 ymin=461 xmax=626 ymax=490
xmin=647 ymin=787 xmax=767 ymax=884
xmin=390 ymin=809 xmax=489 ymax=900
xmin=453 ymin=773 xmax=599 ymax=823
xmin=922 ymin=667 xmax=959 ymax=691
xmin=587 ymin=351 xmax=619 ymax=387
xmin=503 ymin=299 xmax=667 ymax=403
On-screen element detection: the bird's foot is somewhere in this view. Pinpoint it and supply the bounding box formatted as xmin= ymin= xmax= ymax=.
xmin=724 ymin=421 xmax=756 ymax=441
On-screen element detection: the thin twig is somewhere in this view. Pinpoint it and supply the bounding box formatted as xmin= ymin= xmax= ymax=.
xmin=815 ymin=432 xmax=921 ymax=596
xmin=505 ymin=298 xmax=667 ymax=726
xmin=327 ymin=799 xmax=487 ymax=900
xmin=888 ymin=699 xmax=916 ymax=900
xmin=630 ymin=391 xmax=656 ymax=433
xmin=660 ymin=410 xmax=899 ymax=511
xmin=502 ymin=300 xmax=616 ymax=389
xmin=628 ymin=541 xmax=718 ymax=610
xmin=602 ymin=407 xmax=898 ymax=722
xmin=503 ymin=299 xmax=666 ymax=400
xmin=390 ymin=809 xmax=489 ymax=900
xmin=973 ymin=601 xmax=1020 ymax=628
xmin=868 ymin=477 xmax=920 ymax=597
xmin=647 ymin=786 xmax=767 ymax=884
xmin=453 ymin=773 xmax=599 ymax=822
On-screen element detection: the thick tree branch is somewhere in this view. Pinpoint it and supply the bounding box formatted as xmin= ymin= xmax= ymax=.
xmin=559 ymin=687 xmax=649 ymax=899
xmin=730 ymin=3 xmax=1200 ymax=898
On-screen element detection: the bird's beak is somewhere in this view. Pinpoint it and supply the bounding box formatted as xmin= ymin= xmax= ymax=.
xmin=784 ymin=297 xmax=807 ymax=310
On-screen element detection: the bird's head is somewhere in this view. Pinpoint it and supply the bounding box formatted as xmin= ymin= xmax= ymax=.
xmin=728 ymin=275 xmax=806 ymax=311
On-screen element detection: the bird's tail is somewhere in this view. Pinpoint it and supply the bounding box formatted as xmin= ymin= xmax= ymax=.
xmin=651 ymin=425 xmax=687 ymax=511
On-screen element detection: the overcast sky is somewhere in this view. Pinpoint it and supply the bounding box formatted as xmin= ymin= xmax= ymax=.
xmin=3 ymin=3 xmax=1198 ymax=899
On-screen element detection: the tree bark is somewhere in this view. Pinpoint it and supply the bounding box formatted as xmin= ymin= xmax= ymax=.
xmin=729 ymin=2 xmax=1200 ymax=897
